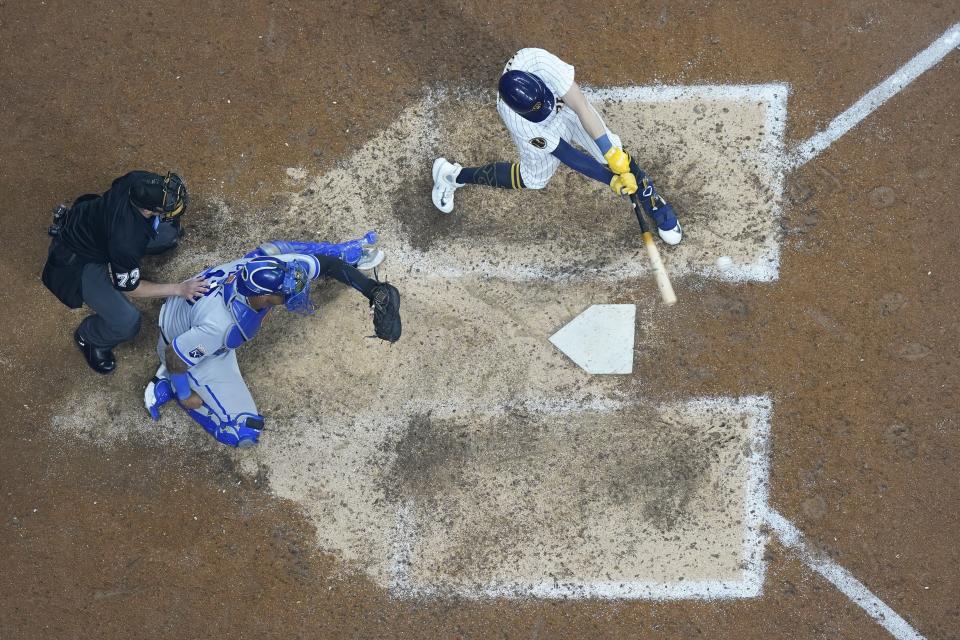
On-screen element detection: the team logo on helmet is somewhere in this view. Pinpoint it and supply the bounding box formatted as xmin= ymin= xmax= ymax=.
xmin=532 ymin=101 xmax=542 ymax=111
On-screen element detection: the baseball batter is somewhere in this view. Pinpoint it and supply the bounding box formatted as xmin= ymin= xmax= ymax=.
xmin=432 ymin=47 xmax=682 ymax=245
xmin=143 ymin=238 xmax=401 ymax=448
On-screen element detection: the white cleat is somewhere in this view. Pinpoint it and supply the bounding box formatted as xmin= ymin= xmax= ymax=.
xmin=356 ymin=247 xmax=385 ymax=271
xmin=431 ymin=157 xmax=462 ymax=214
xmin=658 ymin=221 xmax=683 ymax=245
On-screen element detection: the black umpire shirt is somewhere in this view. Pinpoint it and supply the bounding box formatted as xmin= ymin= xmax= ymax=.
xmin=58 ymin=171 xmax=158 ymax=291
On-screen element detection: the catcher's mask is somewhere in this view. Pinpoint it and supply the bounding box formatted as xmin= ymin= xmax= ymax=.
xmin=130 ymin=172 xmax=189 ymax=222
xmin=236 ymin=256 xmax=314 ymax=315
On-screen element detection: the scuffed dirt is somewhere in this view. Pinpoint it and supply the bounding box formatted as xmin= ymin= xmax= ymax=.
xmin=2 ymin=1 xmax=959 ymax=639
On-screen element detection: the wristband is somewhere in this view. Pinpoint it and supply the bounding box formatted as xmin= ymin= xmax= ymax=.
xmin=170 ymin=373 xmax=192 ymax=401
xmin=594 ymin=133 xmax=613 ymax=155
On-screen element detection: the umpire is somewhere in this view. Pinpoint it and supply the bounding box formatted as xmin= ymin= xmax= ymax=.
xmin=42 ymin=171 xmax=208 ymax=374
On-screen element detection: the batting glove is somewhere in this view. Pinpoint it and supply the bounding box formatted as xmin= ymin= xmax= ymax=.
xmin=603 ymin=147 xmax=632 ymax=175
xmin=610 ymin=172 xmax=638 ymax=196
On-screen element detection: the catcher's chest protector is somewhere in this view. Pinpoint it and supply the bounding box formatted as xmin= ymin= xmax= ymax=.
xmin=222 ymin=279 xmax=269 ymax=349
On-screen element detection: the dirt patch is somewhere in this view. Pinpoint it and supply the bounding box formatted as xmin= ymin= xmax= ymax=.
xmin=389 ymin=401 xmax=765 ymax=595
xmin=3 ymin=1 xmax=959 ymax=638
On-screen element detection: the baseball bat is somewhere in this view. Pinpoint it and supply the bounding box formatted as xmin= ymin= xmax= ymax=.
xmin=629 ymin=193 xmax=677 ymax=306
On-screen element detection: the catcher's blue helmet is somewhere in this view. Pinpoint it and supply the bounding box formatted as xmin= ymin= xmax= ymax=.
xmin=498 ymin=70 xmax=555 ymax=123
xmin=236 ymin=256 xmax=313 ymax=315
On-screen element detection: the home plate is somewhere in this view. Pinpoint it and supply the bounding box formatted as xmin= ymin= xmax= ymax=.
xmin=549 ymin=304 xmax=636 ymax=374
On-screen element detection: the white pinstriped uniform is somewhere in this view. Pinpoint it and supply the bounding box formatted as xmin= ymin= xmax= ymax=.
xmin=497 ymin=48 xmax=621 ymax=188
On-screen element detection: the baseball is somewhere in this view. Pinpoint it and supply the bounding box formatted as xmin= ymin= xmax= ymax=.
xmin=716 ymin=256 xmax=733 ymax=269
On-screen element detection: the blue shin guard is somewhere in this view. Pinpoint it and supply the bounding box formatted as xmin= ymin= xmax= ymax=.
xmin=249 ymin=232 xmax=378 ymax=266
xmin=184 ymin=408 xmax=263 ymax=448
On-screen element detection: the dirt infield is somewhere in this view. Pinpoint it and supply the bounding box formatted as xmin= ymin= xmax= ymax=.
xmin=2 ymin=2 xmax=959 ymax=639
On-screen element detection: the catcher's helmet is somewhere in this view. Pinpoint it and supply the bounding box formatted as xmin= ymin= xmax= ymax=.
xmin=236 ymin=256 xmax=313 ymax=315
xmin=498 ymin=70 xmax=555 ymax=123
xmin=130 ymin=172 xmax=189 ymax=222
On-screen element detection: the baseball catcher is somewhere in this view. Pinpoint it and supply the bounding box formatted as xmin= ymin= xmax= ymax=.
xmin=144 ymin=235 xmax=401 ymax=448
xmin=431 ymin=47 xmax=682 ymax=245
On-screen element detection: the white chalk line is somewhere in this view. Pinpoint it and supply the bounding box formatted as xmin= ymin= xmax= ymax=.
xmin=388 ymin=395 xmax=772 ymax=601
xmin=382 ymin=396 xmax=925 ymax=639
xmin=789 ymin=21 xmax=960 ymax=169
xmin=762 ymin=507 xmax=926 ymax=640
xmin=731 ymin=23 xmax=960 ymax=639
xmin=584 ymin=83 xmax=790 ymax=104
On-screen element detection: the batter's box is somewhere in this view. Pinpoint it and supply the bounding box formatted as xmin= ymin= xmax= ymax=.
xmin=417 ymin=85 xmax=788 ymax=281
xmin=388 ymin=396 xmax=771 ymax=600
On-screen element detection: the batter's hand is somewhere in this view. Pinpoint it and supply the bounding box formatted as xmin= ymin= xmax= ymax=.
xmin=610 ymin=172 xmax=638 ymax=196
xmin=178 ymin=276 xmax=209 ymax=302
xmin=603 ymin=147 xmax=632 ymax=175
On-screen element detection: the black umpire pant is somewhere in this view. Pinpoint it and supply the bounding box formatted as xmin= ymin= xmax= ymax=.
xmin=77 ymin=222 xmax=180 ymax=349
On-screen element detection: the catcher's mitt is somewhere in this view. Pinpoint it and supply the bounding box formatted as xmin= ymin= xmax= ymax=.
xmin=370 ymin=282 xmax=401 ymax=342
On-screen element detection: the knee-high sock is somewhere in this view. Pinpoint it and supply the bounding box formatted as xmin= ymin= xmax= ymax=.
xmin=456 ymin=162 xmax=525 ymax=189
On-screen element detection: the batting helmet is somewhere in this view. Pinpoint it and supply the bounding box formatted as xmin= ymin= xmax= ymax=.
xmin=498 ymin=70 xmax=555 ymax=123
xmin=236 ymin=256 xmax=313 ymax=315
xmin=130 ymin=172 xmax=189 ymax=222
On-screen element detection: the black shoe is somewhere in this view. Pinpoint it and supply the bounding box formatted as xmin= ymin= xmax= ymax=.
xmin=73 ymin=329 xmax=116 ymax=374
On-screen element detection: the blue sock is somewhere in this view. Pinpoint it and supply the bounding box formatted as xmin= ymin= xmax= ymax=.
xmin=456 ymin=163 xmax=524 ymax=189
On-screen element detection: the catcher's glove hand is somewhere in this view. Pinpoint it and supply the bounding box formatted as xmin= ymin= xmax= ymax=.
xmin=370 ymin=282 xmax=401 ymax=342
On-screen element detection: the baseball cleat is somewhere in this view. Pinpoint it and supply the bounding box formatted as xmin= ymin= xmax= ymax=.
xmin=657 ymin=221 xmax=683 ymax=245
xmin=144 ymin=376 xmax=175 ymax=421
xmin=74 ymin=328 xmax=116 ymax=374
xmin=431 ymin=157 xmax=462 ymax=214
xmin=649 ymin=202 xmax=682 ymax=246
xmin=356 ymin=247 xmax=385 ymax=271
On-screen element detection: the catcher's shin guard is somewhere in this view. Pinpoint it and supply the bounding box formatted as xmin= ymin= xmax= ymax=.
xmin=252 ymin=232 xmax=380 ymax=269
xmin=186 ymin=409 xmax=263 ymax=448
